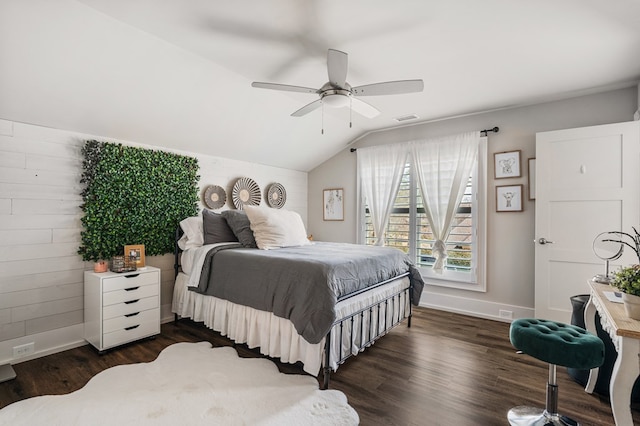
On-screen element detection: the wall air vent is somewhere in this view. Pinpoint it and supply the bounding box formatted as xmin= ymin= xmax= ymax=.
xmin=393 ymin=114 xmax=419 ymax=122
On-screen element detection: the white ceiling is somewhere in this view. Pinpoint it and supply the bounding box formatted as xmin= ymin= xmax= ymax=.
xmin=1 ymin=0 xmax=639 ymax=171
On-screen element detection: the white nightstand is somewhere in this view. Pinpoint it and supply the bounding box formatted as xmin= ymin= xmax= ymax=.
xmin=84 ymin=266 xmax=160 ymax=352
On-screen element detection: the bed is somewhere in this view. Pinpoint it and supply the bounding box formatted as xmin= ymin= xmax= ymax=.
xmin=171 ymin=206 xmax=424 ymax=388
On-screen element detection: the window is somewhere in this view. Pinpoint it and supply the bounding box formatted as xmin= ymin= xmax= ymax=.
xmin=361 ymin=138 xmax=487 ymax=291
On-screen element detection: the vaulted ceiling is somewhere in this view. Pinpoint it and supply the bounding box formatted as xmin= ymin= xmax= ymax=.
xmin=1 ymin=0 xmax=640 ymax=171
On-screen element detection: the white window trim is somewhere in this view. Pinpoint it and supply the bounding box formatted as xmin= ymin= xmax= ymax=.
xmin=357 ymin=137 xmax=487 ymax=292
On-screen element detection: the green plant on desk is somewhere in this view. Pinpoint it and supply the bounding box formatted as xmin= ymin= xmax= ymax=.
xmin=611 ymin=264 xmax=640 ymax=296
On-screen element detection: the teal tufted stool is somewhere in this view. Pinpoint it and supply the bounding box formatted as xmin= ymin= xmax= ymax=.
xmin=508 ymin=318 xmax=604 ymax=426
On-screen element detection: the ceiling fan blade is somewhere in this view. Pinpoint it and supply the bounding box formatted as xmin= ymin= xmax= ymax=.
xmin=352 ymin=79 xmax=424 ymax=96
xmin=252 ymin=82 xmax=318 ymax=94
xmin=351 ymin=98 xmax=380 ymax=118
xmin=291 ymin=99 xmax=323 ymax=117
xmin=327 ymin=49 xmax=348 ymax=88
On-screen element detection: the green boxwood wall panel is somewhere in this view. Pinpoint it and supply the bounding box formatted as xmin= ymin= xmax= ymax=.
xmin=78 ymin=140 xmax=199 ymax=261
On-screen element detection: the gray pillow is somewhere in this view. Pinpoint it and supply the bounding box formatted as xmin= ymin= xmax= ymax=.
xmin=220 ymin=210 xmax=257 ymax=248
xmin=202 ymin=209 xmax=238 ymax=244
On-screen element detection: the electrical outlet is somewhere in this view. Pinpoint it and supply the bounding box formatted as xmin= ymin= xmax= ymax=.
xmin=499 ymin=310 xmax=513 ymax=320
xmin=13 ymin=342 xmax=34 ymax=358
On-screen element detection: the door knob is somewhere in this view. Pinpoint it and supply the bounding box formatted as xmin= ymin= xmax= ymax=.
xmin=535 ymin=238 xmax=554 ymax=245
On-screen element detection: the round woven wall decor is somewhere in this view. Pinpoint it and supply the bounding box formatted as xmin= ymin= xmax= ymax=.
xmin=231 ymin=177 xmax=261 ymax=210
xmin=202 ymin=185 xmax=227 ymax=209
xmin=266 ymin=183 xmax=287 ymax=209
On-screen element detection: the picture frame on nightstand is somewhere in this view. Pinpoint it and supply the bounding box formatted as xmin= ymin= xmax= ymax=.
xmin=124 ymin=244 xmax=145 ymax=268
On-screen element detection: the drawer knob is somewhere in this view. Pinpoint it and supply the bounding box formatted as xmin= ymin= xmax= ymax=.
xmin=125 ymin=312 xmax=140 ymax=317
xmin=124 ymin=299 xmax=140 ymax=305
xmin=124 ymin=286 xmax=140 ymax=292
xmin=125 ymin=274 xmax=140 ymax=279
xmin=124 ymin=324 xmax=140 ymax=331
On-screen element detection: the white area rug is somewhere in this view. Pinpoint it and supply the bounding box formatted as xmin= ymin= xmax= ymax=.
xmin=0 ymin=342 xmax=359 ymax=425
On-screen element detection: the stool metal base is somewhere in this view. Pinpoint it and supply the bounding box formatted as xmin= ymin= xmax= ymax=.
xmin=507 ymin=406 xmax=579 ymax=426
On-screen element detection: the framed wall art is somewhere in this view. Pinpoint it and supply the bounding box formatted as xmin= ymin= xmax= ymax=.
xmin=496 ymin=185 xmax=523 ymax=212
xmin=124 ymin=244 xmax=146 ymax=268
xmin=494 ymin=150 xmax=521 ymax=179
xmin=323 ymin=188 xmax=344 ymax=221
xmin=528 ymin=158 xmax=536 ymax=200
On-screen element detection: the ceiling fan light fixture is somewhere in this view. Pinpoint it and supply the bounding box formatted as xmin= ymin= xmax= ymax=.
xmin=251 ymin=49 xmax=423 ymax=120
xmin=320 ymin=89 xmax=351 ymax=108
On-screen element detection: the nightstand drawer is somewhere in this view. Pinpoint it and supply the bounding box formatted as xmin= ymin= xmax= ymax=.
xmin=103 ymin=317 xmax=159 ymax=349
xmin=102 ymin=271 xmax=159 ymax=292
xmin=103 ymin=295 xmax=159 ymax=320
xmin=103 ymin=308 xmax=159 ymax=334
xmin=103 ymin=283 xmax=158 ymax=306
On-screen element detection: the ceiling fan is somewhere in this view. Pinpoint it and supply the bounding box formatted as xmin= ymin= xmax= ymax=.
xmin=251 ymin=49 xmax=424 ymax=119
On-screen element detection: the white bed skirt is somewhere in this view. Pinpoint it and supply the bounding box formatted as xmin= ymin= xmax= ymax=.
xmin=172 ymin=272 xmax=410 ymax=375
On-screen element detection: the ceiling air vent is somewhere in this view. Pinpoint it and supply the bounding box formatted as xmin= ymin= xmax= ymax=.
xmin=393 ymin=114 xmax=419 ymax=122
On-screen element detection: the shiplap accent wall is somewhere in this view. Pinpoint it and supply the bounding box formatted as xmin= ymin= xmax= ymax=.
xmin=0 ymin=118 xmax=307 ymax=365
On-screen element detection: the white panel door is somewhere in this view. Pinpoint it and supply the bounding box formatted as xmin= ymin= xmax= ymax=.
xmin=535 ymin=121 xmax=640 ymax=322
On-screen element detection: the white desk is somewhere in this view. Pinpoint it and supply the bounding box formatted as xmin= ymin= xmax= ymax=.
xmin=585 ymin=280 xmax=640 ymax=426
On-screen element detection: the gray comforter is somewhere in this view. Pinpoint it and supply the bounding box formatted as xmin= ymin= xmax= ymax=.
xmin=192 ymin=241 xmax=425 ymax=344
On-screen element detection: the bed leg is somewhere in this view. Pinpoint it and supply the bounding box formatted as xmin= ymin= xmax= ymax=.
xmin=322 ymin=330 xmax=332 ymax=390
xmin=322 ymin=367 xmax=331 ymax=390
xmin=407 ymin=289 xmax=413 ymax=328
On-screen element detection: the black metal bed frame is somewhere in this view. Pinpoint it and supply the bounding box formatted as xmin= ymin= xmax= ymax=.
xmin=322 ymin=278 xmax=412 ymax=388
xmin=172 ymin=226 xmax=413 ymax=389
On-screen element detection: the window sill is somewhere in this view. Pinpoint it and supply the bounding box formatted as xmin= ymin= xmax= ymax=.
xmin=418 ymin=267 xmax=486 ymax=292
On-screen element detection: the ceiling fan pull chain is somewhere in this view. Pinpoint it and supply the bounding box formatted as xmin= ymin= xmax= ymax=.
xmin=321 ymin=101 xmax=324 ymax=135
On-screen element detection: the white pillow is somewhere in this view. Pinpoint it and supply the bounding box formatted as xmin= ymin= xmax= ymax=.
xmin=244 ymin=205 xmax=310 ymax=250
xmin=178 ymin=214 xmax=204 ymax=250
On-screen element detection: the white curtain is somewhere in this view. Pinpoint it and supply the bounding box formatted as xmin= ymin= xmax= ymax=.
xmin=411 ymin=131 xmax=480 ymax=273
xmin=357 ymin=143 xmax=408 ymax=246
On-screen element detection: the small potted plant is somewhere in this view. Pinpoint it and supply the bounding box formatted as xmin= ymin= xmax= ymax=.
xmin=611 ymin=264 xmax=640 ymax=319
xmin=93 ymin=260 xmax=108 ymax=273
xmin=606 ymin=227 xmax=640 ymax=319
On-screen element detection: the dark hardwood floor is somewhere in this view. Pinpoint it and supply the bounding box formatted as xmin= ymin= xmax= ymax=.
xmin=0 ymin=307 xmax=634 ymax=425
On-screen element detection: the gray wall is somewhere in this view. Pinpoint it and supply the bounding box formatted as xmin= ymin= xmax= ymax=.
xmin=307 ymin=87 xmax=638 ymax=320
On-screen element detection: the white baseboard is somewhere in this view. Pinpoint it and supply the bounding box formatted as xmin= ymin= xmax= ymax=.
xmin=161 ymin=315 xmax=175 ymax=324
xmin=0 ymin=324 xmax=86 ymax=366
xmin=418 ymin=290 xmax=534 ymax=323
xmin=161 ymin=303 xmax=175 ymax=324
xmin=1 ymin=306 xmax=176 ymax=366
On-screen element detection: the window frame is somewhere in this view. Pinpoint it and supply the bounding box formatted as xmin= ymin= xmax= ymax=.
xmin=358 ymin=137 xmax=487 ymax=292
